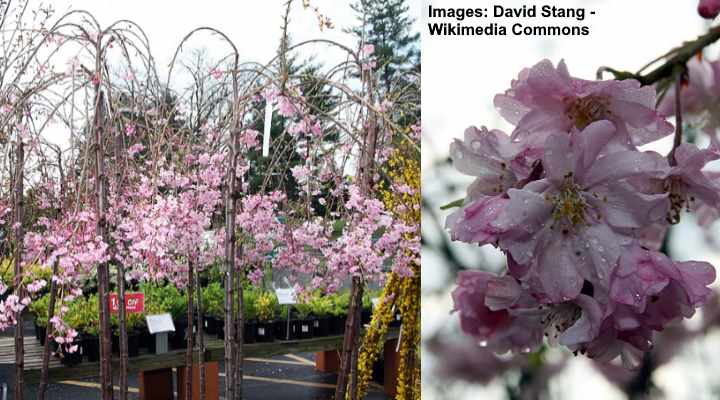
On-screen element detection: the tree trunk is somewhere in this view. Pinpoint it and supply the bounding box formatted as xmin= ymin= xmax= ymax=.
xmin=335 ymin=54 xmax=378 ymax=400
xmin=112 ymin=102 xmax=129 ymax=400
xmin=348 ymin=300 xmax=362 ymax=400
xmin=196 ymin=269 xmax=206 ymax=400
xmin=334 ymin=277 xmax=363 ymax=400
xmin=93 ymin=82 xmax=113 ymax=400
xmin=37 ymin=261 xmax=59 ymax=400
xmin=223 ymin=125 xmax=239 ymax=399
xmin=13 ymin=128 xmax=25 ymax=400
xmin=233 ymin=262 xmax=244 ymax=398
xmin=185 ymin=260 xmax=195 ymax=400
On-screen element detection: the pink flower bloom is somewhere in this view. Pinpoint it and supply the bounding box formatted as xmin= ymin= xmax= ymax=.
xmin=610 ymin=242 xmax=715 ymax=315
xmin=127 ymin=143 xmax=145 ymax=157
xmin=361 ymin=44 xmax=375 ymax=57
xmin=452 ymin=270 xmax=603 ymax=352
xmin=277 ymin=96 xmax=299 ymax=117
xmin=494 ymin=59 xmax=673 ymax=147
xmin=125 ymin=123 xmax=136 ymax=136
xmin=699 ymin=0 xmax=720 ymax=18
xmin=657 ymin=57 xmax=720 ymax=144
xmin=664 ymin=143 xmax=720 ymax=223
xmin=210 ymin=68 xmax=223 ymax=80
xmin=491 ymin=122 xmax=668 ymax=301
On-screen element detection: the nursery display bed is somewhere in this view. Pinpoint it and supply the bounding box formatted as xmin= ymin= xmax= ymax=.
xmin=0 ymin=328 xmax=399 ymax=383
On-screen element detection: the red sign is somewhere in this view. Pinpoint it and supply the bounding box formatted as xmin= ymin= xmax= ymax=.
xmin=109 ymin=293 xmax=145 ymax=314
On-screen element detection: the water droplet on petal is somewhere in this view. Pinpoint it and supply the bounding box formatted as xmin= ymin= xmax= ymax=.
xmin=479 ymin=340 xmax=488 ymax=347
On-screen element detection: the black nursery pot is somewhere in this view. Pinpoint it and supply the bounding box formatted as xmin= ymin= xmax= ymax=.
xmin=256 ymin=322 xmax=275 ymax=342
xmin=330 ymin=315 xmax=346 ymax=335
xmin=170 ymin=317 xmax=191 ymax=349
xmin=203 ymin=315 xmax=220 ymax=335
xmin=297 ymin=319 xmax=314 ymax=340
xmin=243 ymin=321 xmax=257 ymax=344
xmin=60 ymin=346 xmax=83 ymax=366
xmin=372 ymin=357 xmax=384 ymax=385
xmin=140 ymin=330 xmax=153 ymax=350
xmin=312 ymin=317 xmax=330 ymax=337
xmin=389 ymin=312 xmax=402 ymax=327
xmin=128 ymin=332 xmax=140 ymax=358
xmin=361 ymin=309 xmax=372 ymax=325
xmin=274 ymin=319 xmax=289 ymax=340
xmin=35 ymin=323 xmax=47 ymax=345
xmin=82 ymin=335 xmax=100 ymax=362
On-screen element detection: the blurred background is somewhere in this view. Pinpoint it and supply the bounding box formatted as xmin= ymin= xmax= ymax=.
xmin=421 ymin=0 xmax=720 ymax=399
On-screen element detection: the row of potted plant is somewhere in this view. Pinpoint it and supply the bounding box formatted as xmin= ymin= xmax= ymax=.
xmin=200 ymin=286 xmax=389 ymax=343
xmin=27 ymin=280 xmax=398 ymax=365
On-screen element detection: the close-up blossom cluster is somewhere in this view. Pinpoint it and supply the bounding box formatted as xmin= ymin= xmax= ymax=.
xmin=447 ymin=59 xmax=718 ymax=368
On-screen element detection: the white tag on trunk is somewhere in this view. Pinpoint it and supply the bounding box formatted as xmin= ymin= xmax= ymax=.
xmin=263 ymin=101 xmax=272 ymax=157
xmin=259 ymin=327 xmax=265 ymax=335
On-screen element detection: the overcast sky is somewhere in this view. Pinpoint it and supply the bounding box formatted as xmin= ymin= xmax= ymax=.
xmin=51 ymin=0 xmax=421 ymax=75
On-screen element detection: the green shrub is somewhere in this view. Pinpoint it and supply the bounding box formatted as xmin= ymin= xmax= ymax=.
xmin=308 ymin=293 xmax=333 ymax=318
xmin=202 ymin=282 xmax=224 ymax=318
xmin=255 ymin=291 xmax=277 ymax=323
xmin=329 ymin=292 xmax=350 ymax=317
xmin=141 ymin=282 xmax=186 ymax=319
xmin=243 ymin=289 xmax=257 ymax=321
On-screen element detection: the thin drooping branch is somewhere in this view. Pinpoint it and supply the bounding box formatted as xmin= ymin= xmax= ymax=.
xmin=668 ymin=70 xmax=686 ymax=167
xmin=601 ymin=26 xmax=720 ymax=86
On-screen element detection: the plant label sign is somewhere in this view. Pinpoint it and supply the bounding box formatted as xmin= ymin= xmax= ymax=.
xmin=146 ymin=313 xmax=175 ymax=334
xmin=275 ymin=288 xmax=297 ymax=305
xmin=109 ymin=293 xmax=145 ymax=314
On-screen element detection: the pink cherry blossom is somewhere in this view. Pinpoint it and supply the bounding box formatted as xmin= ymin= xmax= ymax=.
xmin=494 ymin=59 xmax=673 ymax=147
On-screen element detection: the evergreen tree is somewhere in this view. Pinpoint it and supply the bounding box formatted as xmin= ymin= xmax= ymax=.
xmin=348 ymin=0 xmax=420 ymax=94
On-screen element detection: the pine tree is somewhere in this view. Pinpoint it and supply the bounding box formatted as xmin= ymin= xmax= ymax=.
xmin=348 ymin=0 xmax=420 ymax=93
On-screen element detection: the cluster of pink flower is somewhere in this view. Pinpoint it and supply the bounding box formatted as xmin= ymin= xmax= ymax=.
xmin=324 ymin=185 xmax=418 ymax=283
xmin=448 ymin=59 xmax=718 ymax=367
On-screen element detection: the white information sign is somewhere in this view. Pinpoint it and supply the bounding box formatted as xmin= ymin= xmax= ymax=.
xmin=275 ymin=288 xmax=297 ymax=305
xmin=146 ymin=313 xmax=175 ymax=334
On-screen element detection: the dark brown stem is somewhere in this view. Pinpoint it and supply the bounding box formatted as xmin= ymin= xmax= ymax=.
xmin=336 ymin=59 xmax=378 ymax=400
xmin=348 ymin=299 xmax=362 ymax=400
xmin=335 ymin=277 xmax=364 ymax=400
xmin=185 ymin=261 xmax=194 ymax=400
xmin=233 ymin=255 xmax=244 ymax=398
xmin=669 ymin=70 xmax=686 ymax=166
xmin=605 ymin=26 xmax=720 ymax=87
xmin=13 ymin=119 xmax=24 ymax=400
xmin=196 ymin=269 xmax=205 ymax=400
xmin=93 ymin=66 xmax=113 ymax=400
xmin=224 ymin=128 xmax=240 ymax=400
xmin=37 ymin=261 xmax=59 ymax=400
xmin=113 ymin=103 xmax=129 ymax=400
